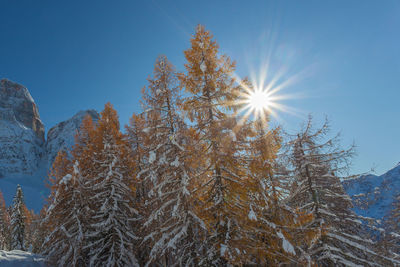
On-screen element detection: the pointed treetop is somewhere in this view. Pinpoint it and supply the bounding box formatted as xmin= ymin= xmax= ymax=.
xmin=97 ymin=102 xmax=121 ymax=140
xmin=100 ymin=102 xmax=119 ymax=127
xmin=15 ymin=184 xmax=23 ymax=196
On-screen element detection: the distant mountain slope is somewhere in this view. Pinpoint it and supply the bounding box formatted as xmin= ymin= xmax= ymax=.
xmin=343 ymin=163 xmax=400 ymax=220
xmin=0 ymin=78 xmax=99 ymax=212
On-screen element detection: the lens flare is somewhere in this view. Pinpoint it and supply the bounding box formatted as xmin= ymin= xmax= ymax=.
xmin=232 ymin=67 xmax=305 ymax=127
xmin=247 ymin=89 xmax=271 ymax=112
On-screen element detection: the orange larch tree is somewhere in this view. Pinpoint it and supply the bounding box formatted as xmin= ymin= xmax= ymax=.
xmin=139 ymin=55 xmax=206 ymax=266
xmin=125 ymin=112 xmax=149 ymax=265
xmin=125 ymin=113 xmax=147 ymax=205
xmin=84 ymin=103 xmax=140 ymax=267
xmin=246 ymin=117 xmax=314 ymax=265
xmin=44 ymin=104 xmax=141 ymax=266
xmin=41 ymin=149 xmax=88 ymax=266
xmin=179 ymin=25 xmax=294 ymax=265
xmin=179 ymin=24 xmax=242 ymax=265
xmin=0 ymin=190 xmax=10 ymax=250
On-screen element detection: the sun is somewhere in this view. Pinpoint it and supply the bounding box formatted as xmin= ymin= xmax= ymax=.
xmin=232 ymin=67 xmax=304 ymax=126
xmin=230 ymin=53 xmax=308 ymax=127
xmin=247 ymin=89 xmax=271 ymax=112
xmin=233 ymin=76 xmax=298 ymax=127
xmin=232 ymin=83 xmax=277 ymax=127
xmin=237 ymin=85 xmax=276 ymax=126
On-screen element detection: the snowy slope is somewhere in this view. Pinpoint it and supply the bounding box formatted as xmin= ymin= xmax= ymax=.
xmin=343 ymin=162 xmax=400 ymax=220
xmin=0 ymin=250 xmax=46 ymax=267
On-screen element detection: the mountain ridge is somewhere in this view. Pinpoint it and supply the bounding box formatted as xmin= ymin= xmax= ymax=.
xmin=343 ymin=162 xmax=400 ymax=221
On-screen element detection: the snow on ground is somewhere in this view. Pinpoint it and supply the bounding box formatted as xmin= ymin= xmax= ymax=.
xmin=0 ymin=250 xmax=46 ymax=267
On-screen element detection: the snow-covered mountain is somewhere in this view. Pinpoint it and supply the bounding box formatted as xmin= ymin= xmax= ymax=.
xmin=0 ymin=78 xmax=99 ymax=211
xmin=343 ymin=162 xmax=400 ymax=220
xmin=0 ymin=79 xmax=45 ymax=176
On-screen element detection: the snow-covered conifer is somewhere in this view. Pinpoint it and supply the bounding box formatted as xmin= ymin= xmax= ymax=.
xmin=180 ymin=25 xmax=248 ymax=265
xmin=42 ymin=150 xmax=88 ymax=266
xmin=139 ymin=55 xmax=206 ymax=266
xmin=286 ymin=117 xmax=395 ymax=266
xmin=378 ymin=194 xmax=400 ymax=260
xmin=22 ymin=206 xmax=34 ymax=251
xmin=84 ymin=103 xmax=140 ymax=267
xmin=43 ymin=109 xmax=141 ymax=266
xmin=10 ymin=184 xmax=26 ymax=251
xmin=245 ymin=118 xmax=314 ymax=265
xmin=30 ymin=209 xmax=46 ymax=254
xmin=125 ymin=113 xmax=147 ymax=205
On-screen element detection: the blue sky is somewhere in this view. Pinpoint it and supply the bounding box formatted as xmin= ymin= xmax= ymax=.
xmin=0 ymin=0 xmax=399 ymax=175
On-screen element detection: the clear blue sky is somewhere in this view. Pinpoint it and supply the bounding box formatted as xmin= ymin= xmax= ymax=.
xmin=0 ymin=0 xmax=399 ymax=175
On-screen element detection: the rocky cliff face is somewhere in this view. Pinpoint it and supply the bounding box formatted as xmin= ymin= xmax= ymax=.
xmin=46 ymin=110 xmax=99 ymax=167
xmin=0 ymin=79 xmax=44 ymax=142
xmin=0 ymin=79 xmax=45 ymax=176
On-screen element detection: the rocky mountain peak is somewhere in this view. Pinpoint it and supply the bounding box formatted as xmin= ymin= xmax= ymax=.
xmin=0 ymin=79 xmax=45 ymax=143
xmin=0 ymin=79 xmax=45 ymax=176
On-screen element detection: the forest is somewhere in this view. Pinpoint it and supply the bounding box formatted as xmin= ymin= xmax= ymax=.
xmin=0 ymin=25 xmax=399 ymax=267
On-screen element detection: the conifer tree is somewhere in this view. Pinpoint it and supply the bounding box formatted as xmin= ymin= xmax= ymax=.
xmin=180 ymin=25 xmax=243 ymax=264
xmin=43 ymin=107 xmax=140 ymax=266
xmin=379 ymin=194 xmax=400 ymax=260
xmin=139 ymin=55 xmax=206 ymax=266
xmin=387 ymin=194 xmax=400 ymax=234
xmin=125 ymin=113 xmax=149 ymax=265
xmin=286 ymin=117 xmax=394 ymax=266
xmin=31 ymin=208 xmax=46 ymax=254
xmin=10 ymin=184 xmax=26 ymax=250
xmin=22 ymin=205 xmax=34 ymax=251
xmin=0 ymin=190 xmax=10 ymax=250
xmin=84 ymin=103 xmax=140 ymax=267
xmin=246 ymin=118 xmax=314 ymax=265
xmin=179 ymin=25 xmax=294 ymax=265
xmin=42 ymin=120 xmax=96 ymax=265
xmin=125 ymin=113 xmax=147 ymax=205
xmin=42 ymin=152 xmax=88 ymax=266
